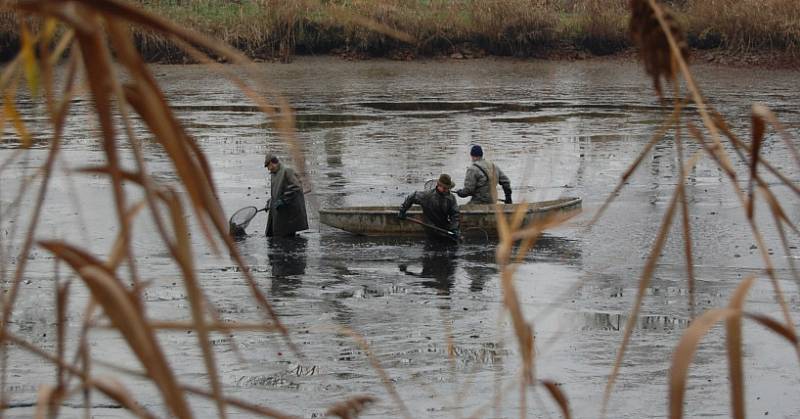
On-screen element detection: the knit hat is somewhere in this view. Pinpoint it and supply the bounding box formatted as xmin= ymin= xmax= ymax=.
xmin=470 ymin=145 xmax=483 ymax=157
xmin=437 ymin=173 xmax=455 ymax=189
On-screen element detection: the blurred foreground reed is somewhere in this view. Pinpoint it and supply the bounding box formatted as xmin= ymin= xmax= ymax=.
xmin=0 ymin=0 xmax=797 ymax=418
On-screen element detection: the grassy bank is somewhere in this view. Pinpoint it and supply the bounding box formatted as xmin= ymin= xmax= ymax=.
xmin=1 ymin=0 xmax=798 ymax=63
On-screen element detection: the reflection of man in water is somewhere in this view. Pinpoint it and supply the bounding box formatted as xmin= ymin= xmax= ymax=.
xmin=462 ymin=248 xmax=498 ymax=292
xmin=268 ymin=236 xmax=307 ymax=297
xmin=399 ymin=243 xmax=458 ymax=295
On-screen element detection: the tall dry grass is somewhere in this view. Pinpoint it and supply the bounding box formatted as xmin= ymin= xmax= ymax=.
xmin=685 ymin=0 xmax=800 ymax=53
xmin=0 ymin=0 xmax=798 ymax=418
xmin=0 ymin=1 xmax=798 ymax=61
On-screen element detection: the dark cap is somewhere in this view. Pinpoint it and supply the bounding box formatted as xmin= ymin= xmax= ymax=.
xmin=437 ymin=173 xmax=455 ymax=189
xmin=264 ymin=153 xmax=279 ymax=167
xmin=470 ymin=145 xmax=483 ymax=157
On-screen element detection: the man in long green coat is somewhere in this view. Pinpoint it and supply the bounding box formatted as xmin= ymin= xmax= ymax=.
xmin=264 ymin=153 xmax=309 ymax=237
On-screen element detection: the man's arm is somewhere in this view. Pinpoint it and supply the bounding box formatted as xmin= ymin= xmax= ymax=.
xmin=448 ymin=196 xmax=460 ymax=230
xmin=456 ymin=167 xmax=479 ymax=198
xmin=496 ymin=166 xmax=512 ymax=203
xmin=282 ymin=168 xmax=303 ymax=201
xmin=398 ymin=191 xmax=421 ymax=218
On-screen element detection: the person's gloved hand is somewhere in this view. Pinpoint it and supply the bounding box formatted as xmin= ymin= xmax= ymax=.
xmin=504 ymin=194 xmax=513 ymax=204
xmin=275 ymin=198 xmax=287 ymax=209
xmin=455 ymin=189 xmax=468 ymax=198
xmin=448 ymin=229 xmax=461 ymax=241
xmin=397 ymin=209 xmax=407 ymax=220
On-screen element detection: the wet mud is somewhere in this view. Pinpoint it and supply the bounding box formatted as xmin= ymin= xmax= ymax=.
xmin=1 ymin=57 xmax=799 ymax=418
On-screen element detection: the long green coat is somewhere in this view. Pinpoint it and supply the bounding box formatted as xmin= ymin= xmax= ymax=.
xmin=266 ymin=164 xmax=309 ymax=237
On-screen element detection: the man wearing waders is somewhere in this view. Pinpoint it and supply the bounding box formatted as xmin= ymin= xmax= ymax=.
xmin=264 ymin=153 xmax=309 ymax=237
xmin=398 ymin=174 xmax=460 ymax=241
xmin=455 ymin=145 xmax=512 ymax=205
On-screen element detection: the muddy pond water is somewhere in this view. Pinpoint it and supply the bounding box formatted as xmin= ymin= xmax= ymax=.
xmin=2 ymin=57 xmax=800 ymax=418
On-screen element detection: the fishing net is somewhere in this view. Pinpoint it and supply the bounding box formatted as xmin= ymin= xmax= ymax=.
xmin=229 ymin=206 xmax=259 ymax=236
xmin=424 ymin=178 xmax=438 ymax=191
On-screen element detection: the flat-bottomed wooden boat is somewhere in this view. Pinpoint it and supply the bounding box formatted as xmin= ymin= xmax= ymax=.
xmin=319 ymin=197 xmax=582 ymax=236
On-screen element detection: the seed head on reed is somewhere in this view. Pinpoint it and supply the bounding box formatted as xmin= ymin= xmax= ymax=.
xmin=628 ymin=0 xmax=688 ymax=97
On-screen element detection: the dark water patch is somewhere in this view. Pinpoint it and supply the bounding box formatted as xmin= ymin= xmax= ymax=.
xmin=569 ymin=103 xmax=674 ymax=113
xmin=295 ymin=113 xmax=385 ymax=131
xmin=580 ymin=134 xmax=627 ymax=143
xmin=333 ymin=372 xmax=365 ymax=380
xmin=357 ymin=101 xmax=539 ymax=113
xmin=400 ymin=112 xmax=461 ymax=119
xmin=143 ymin=289 xmax=186 ymax=302
xmin=62 ymin=403 xmax=123 ymax=409
xmin=424 ymin=342 xmax=507 ymax=366
xmin=337 ymin=347 xmax=365 ymax=362
xmin=182 ymin=121 xmax=271 ymax=129
xmin=4 ymin=384 xmax=38 ymax=394
xmin=170 ymin=104 xmax=282 ymax=113
xmin=578 ymin=311 xmax=690 ymax=332
xmin=0 ymin=136 xmax=54 ymax=150
xmin=491 ymin=115 xmax=570 ymax=124
xmin=491 ymin=112 xmax=629 ymax=124
xmin=235 ymin=374 xmax=300 ymax=389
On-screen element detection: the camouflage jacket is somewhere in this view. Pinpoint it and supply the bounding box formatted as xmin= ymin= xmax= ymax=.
xmin=400 ymin=189 xmax=460 ymax=231
xmin=455 ymin=159 xmax=511 ymax=204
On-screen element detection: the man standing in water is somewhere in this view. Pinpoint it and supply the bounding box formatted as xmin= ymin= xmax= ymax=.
xmin=264 ymin=153 xmax=308 ymax=237
xmin=398 ymin=174 xmax=460 ymax=241
xmin=455 ymin=145 xmax=513 ymax=205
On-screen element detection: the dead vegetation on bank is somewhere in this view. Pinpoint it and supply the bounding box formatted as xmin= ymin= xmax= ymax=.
xmin=0 ymin=0 xmax=798 ymax=418
xmin=0 ymin=1 xmax=799 ymax=63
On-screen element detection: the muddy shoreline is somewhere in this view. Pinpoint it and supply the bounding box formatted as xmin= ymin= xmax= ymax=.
xmin=150 ymin=43 xmax=800 ymax=71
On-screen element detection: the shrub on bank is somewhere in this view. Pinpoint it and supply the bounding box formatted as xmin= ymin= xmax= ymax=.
xmin=0 ymin=1 xmax=797 ymax=62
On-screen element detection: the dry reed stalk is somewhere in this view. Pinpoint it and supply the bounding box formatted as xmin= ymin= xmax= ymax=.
xmin=600 ymin=151 xmax=702 ymax=418
xmin=751 ymin=103 xmax=800 ymax=172
xmin=671 ymin=95 xmax=696 ymax=320
xmin=99 ymin=1 xmax=309 ymax=359
xmin=16 ymin=11 xmax=306 ymax=407
xmin=711 ymin=109 xmax=800 ymax=199
xmin=38 ymin=242 xmax=193 ymax=417
xmin=669 ymin=304 xmax=798 ymax=419
xmin=762 ymin=189 xmax=800 ymax=287
xmin=686 ymin=117 xmax=800 ymax=366
xmin=540 ymin=379 xmax=571 ymax=419
xmin=588 ymin=103 xmax=683 ymax=227
xmin=599 ymin=1 xmax=800 ymax=416
xmin=0 ymin=16 xmax=76 ymax=393
xmin=629 ymin=0 xmax=688 ymax=97
xmin=339 ymin=328 xmax=411 ymax=419
xmin=85 ymin=357 xmax=298 ymax=419
xmin=3 ymin=331 xmax=159 ymax=418
xmin=161 ymin=185 xmax=228 ymax=418
xmin=55 ymin=277 xmax=68 ymax=400
xmin=724 ymin=275 xmax=757 ymax=419
xmin=325 ymin=395 xmax=377 ymax=419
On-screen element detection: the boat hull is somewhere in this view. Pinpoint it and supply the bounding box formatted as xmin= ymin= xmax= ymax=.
xmin=319 ymin=197 xmax=582 ymax=236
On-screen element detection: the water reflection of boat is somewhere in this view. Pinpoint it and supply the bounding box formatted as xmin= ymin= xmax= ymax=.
xmin=319 ymin=197 xmax=582 ymax=237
